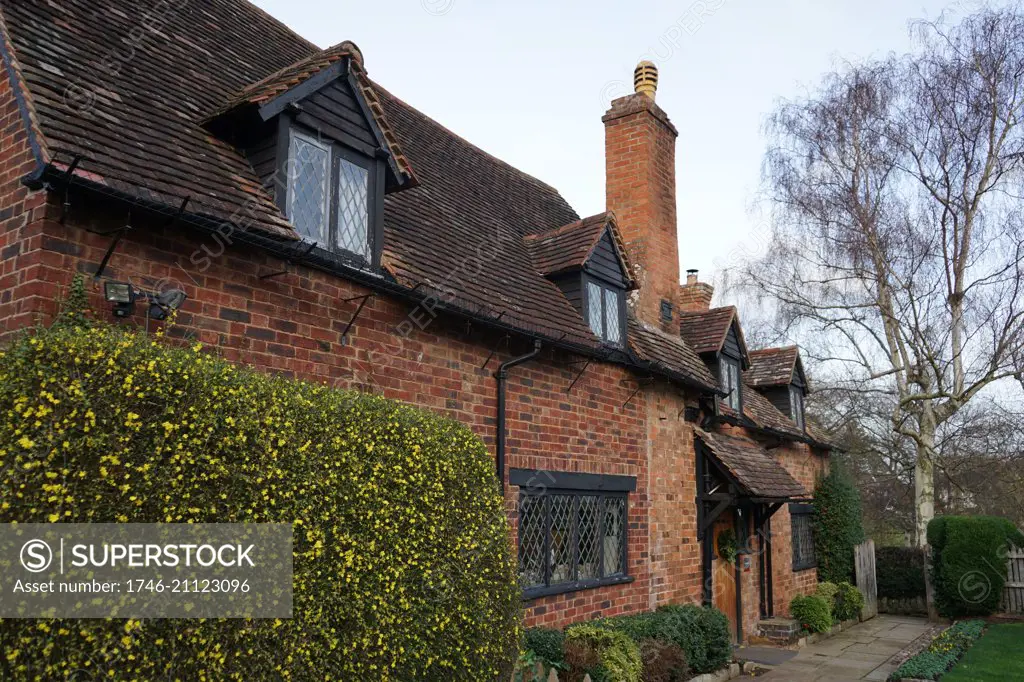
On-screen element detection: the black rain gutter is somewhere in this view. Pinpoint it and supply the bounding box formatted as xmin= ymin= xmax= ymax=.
xmin=495 ymin=340 xmax=542 ymax=491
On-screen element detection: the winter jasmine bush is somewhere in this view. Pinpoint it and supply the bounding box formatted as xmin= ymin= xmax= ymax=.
xmin=0 ymin=319 xmax=520 ymax=680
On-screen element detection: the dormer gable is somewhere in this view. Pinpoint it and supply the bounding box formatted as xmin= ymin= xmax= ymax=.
xmin=525 ymin=213 xmax=634 ymax=347
xmin=678 ymin=306 xmax=750 ymax=413
xmin=203 ymin=42 xmax=416 ymax=269
xmin=747 ymin=347 xmax=809 ymax=431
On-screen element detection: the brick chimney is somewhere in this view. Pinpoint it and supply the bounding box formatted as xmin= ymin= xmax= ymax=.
xmin=678 ymin=269 xmax=714 ymax=312
xmin=604 ymin=61 xmax=680 ymax=327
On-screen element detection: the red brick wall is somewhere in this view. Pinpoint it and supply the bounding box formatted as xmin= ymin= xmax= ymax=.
xmin=0 ymin=50 xmax=52 ymax=336
xmin=604 ymin=94 xmax=680 ymax=328
xmin=770 ymin=442 xmax=829 ymax=617
xmin=1 ymin=193 xmax=667 ymax=628
xmin=646 ymin=384 xmax=703 ymax=609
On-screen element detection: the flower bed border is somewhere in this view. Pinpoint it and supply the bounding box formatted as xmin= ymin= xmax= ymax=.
xmin=888 ymin=620 xmax=987 ymax=682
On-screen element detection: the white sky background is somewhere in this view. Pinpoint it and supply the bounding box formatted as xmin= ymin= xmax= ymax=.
xmin=250 ymin=0 xmax=998 ymax=289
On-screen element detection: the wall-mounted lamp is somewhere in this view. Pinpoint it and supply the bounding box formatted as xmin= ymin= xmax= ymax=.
xmin=102 ymin=281 xmax=187 ymax=321
xmin=103 ymin=281 xmax=136 ymax=317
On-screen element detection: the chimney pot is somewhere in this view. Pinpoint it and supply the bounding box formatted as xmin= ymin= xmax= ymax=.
xmin=634 ymin=61 xmax=658 ymax=100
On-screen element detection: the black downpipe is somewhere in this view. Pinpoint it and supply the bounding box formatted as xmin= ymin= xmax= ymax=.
xmin=495 ymin=340 xmax=542 ymax=491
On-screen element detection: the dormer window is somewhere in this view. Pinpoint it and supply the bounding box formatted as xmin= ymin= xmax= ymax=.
xmin=586 ymin=279 xmax=624 ymax=345
xmin=789 ymin=385 xmax=805 ymax=430
xmin=287 ymin=128 xmax=373 ymax=261
xmin=721 ymin=356 xmax=741 ymax=411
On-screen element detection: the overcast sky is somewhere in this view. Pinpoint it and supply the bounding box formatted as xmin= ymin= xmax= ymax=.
xmin=251 ymin=0 xmax=995 ymax=288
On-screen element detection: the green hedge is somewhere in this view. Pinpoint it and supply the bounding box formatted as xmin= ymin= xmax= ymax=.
xmin=927 ymin=515 xmax=1024 ymax=618
xmin=0 ymin=321 xmax=520 ymax=680
xmin=876 ymin=547 xmax=926 ymax=600
xmin=586 ymin=604 xmax=731 ymax=675
xmin=812 ymin=466 xmax=865 ymax=584
xmin=889 ymin=620 xmax=986 ymax=681
xmin=790 ymin=595 xmax=832 ymax=633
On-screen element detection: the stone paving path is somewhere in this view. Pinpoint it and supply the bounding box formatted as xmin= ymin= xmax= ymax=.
xmin=756 ymin=614 xmax=933 ymax=682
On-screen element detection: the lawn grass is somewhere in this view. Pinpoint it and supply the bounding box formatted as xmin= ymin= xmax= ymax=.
xmin=942 ymin=623 xmax=1024 ymax=681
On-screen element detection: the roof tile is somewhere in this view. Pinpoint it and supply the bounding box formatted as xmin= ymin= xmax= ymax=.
xmin=678 ymin=307 xmax=738 ymax=355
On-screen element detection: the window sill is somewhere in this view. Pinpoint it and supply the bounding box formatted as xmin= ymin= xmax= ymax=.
xmin=522 ymin=574 xmax=634 ymax=601
xmin=792 ymin=563 xmax=818 ymax=572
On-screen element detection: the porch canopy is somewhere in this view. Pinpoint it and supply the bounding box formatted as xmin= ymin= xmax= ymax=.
xmin=695 ymin=428 xmax=809 ymax=503
xmin=694 ymin=428 xmax=811 ymax=622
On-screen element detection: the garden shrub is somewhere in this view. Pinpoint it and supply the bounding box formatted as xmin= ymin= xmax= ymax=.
xmin=564 ymin=626 xmax=642 ymax=682
xmin=833 ymin=582 xmax=865 ymax=622
xmin=638 ymin=639 xmax=687 ymax=682
xmin=876 ymin=546 xmax=926 ymax=600
xmin=927 ymin=515 xmax=1024 ymax=618
xmin=812 ymin=465 xmax=865 ymax=584
xmin=815 ymin=581 xmax=839 ymax=611
xmin=522 ymin=627 xmax=565 ymax=669
xmin=586 ymin=604 xmax=730 ymax=675
xmin=889 ymin=620 xmax=986 ymax=681
xmin=790 ymin=595 xmax=832 ymax=633
xmin=0 ymin=321 xmax=521 ymax=680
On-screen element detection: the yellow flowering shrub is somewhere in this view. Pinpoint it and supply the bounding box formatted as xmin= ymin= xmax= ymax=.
xmin=0 ymin=320 xmax=521 ymax=680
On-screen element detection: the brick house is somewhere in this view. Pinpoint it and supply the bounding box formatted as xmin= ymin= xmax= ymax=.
xmin=0 ymin=0 xmax=832 ymax=643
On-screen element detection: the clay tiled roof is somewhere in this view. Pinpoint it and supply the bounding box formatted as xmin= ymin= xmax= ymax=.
xmin=695 ymin=429 xmax=809 ymax=500
xmin=740 ymin=383 xmax=804 ymax=438
xmin=628 ymin=317 xmax=719 ymax=391
xmin=678 ymin=307 xmax=741 ymax=355
xmin=0 ymin=0 xmax=723 ymax=387
xmin=525 ymin=212 xmax=633 ymax=284
xmin=747 ymin=347 xmax=801 ymax=388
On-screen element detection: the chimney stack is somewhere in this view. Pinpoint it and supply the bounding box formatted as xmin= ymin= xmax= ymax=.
xmin=678 ymin=269 xmax=714 ymax=312
xmin=603 ymin=62 xmax=680 ymax=327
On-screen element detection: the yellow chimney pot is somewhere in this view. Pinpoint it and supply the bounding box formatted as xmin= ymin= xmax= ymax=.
xmin=634 ymin=61 xmax=658 ymax=100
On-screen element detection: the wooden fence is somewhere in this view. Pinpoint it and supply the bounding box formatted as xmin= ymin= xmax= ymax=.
xmin=1004 ymin=547 xmax=1024 ymax=615
xmin=855 ymin=539 xmax=878 ymax=620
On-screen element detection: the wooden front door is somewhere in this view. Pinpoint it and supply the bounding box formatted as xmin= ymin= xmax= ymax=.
xmin=711 ymin=515 xmax=738 ymax=642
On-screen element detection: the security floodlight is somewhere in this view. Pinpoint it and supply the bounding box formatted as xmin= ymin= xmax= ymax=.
xmin=103 ymin=281 xmax=135 ymax=317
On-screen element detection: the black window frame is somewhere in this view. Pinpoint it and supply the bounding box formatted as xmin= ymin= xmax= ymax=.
xmin=278 ymin=117 xmax=385 ymax=269
xmin=720 ymin=355 xmax=742 ymax=412
xmin=790 ymin=503 xmax=817 ymax=571
xmin=511 ymin=469 xmax=635 ymax=600
xmin=583 ymin=274 xmax=626 ymax=347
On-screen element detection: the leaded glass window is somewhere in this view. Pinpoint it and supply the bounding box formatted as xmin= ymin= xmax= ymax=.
xmin=517 ymin=490 xmax=628 ymax=595
xmin=721 ymin=357 xmax=741 ymax=411
xmin=790 ymin=385 xmax=805 ymax=430
xmin=287 ymin=131 xmax=331 ymax=245
xmin=790 ymin=504 xmax=817 ymax=571
xmin=586 ymin=279 xmax=624 ymax=346
xmin=286 ymin=128 xmax=375 ymax=263
xmin=336 ymin=157 xmax=369 ymax=259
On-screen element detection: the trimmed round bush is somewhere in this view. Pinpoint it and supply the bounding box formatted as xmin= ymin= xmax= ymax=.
xmin=564 ymin=626 xmax=642 ymax=682
xmin=790 ymin=595 xmax=832 ymax=633
xmin=812 ymin=466 xmax=865 ymax=584
xmin=833 ymin=582 xmax=864 ymax=621
xmin=876 ymin=546 xmax=926 ymax=600
xmin=928 ymin=515 xmax=1024 ymax=618
xmin=815 ymin=581 xmax=839 ymax=611
xmin=0 ymin=321 xmax=520 ymax=680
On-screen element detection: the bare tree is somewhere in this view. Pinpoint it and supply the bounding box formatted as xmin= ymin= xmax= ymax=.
xmin=746 ymin=4 xmax=1024 ymax=546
